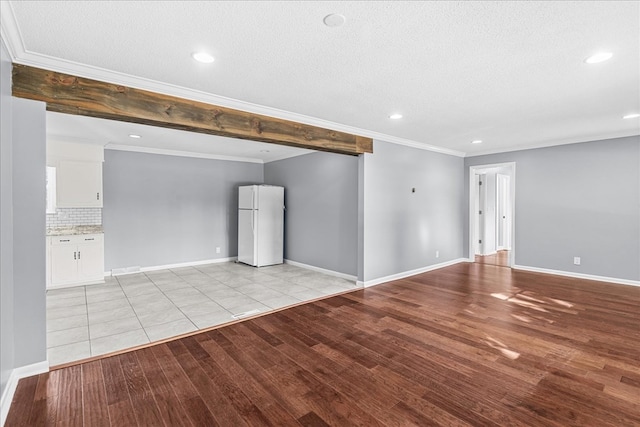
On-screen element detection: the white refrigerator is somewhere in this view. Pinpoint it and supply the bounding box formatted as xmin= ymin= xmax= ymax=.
xmin=237 ymin=185 xmax=284 ymax=267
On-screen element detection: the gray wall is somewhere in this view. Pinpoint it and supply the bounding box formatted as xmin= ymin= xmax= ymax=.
xmin=465 ymin=136 xmax=640 ymax=281
xmin=103 ymin=150 xmax=263 ymax=271
xmin=264 ymin=152 xmax=359 ymax=276
xmin=0 ymin=40 xmax=14 ymax=397
xmin=11 ymin=98 xmax=47 ymax=366
xmin=362 ymin=140 xmax=465 ymax=282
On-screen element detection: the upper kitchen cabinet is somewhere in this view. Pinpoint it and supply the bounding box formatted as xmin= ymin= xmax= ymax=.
xmin=57 ymin=160 xmax=102 ymax=207
xmin=47 ymin=140 xmax=104 ymax=208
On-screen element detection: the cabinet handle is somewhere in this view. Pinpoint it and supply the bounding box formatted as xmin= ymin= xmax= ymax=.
xmin=78 ymin=251 xmax=81 ymax=259
xmin=84 ymin=238 xmax=95 ymax=241
xmin=60 ymin=239 xmax=70 ymax=242
xmin=74 ymin=251 xmax=77 ymax=260
xmin=97 ymin=192 xmax=100 ymax=200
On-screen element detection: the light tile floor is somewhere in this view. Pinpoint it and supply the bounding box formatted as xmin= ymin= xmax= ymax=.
xmin=46 ymin=262 xmax=359 ymax=366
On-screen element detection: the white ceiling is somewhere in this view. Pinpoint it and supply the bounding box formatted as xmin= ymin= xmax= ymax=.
xmin=2 ymin=1 xmax=639 ymax=158
xmin=47 ymin=112 xmax=314 ymax=163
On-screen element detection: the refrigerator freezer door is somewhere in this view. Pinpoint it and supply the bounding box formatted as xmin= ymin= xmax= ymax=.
xmin=238 ymin=185 xmax=257 ymax=210
xmin=237 ymin=209 xmax=257 ymax=266
xmin=256 ymin=186 xmax=284 ymax=266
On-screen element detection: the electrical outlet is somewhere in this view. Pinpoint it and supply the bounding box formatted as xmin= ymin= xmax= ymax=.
xmin=216 ymin=247 xmax=221 ymax=254
xmin=573 ymin=257 xmax=581 ymax=265
xmin=436 ymin=250 xmax=440 ymax=258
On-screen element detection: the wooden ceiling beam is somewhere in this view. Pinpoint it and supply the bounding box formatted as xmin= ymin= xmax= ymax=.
xmin=11 ymin=64 xmax=373 ymax=156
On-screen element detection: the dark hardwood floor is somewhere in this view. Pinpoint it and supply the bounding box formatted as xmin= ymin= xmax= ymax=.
xmin=7 ymin=262 xmax=640 ymax=426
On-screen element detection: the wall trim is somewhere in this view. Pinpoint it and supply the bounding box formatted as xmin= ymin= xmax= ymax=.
xmin=105 ymin=144 xmax=264 ymax=164
xmin=512 ymin=264 xmax=640 ymax=288
xmin=1 ymin=360 xmax=49 ymax=426
xmin=361 ymin=258 xmax=468 ymax=288
xmin=107 ymin=257 xmax=238 ymax=277
xmin=284 ymin=259 xmax=357 ymax=282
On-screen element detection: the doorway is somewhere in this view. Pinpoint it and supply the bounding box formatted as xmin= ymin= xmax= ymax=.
xmin=469 ymin=163 xmax=515 ymax=267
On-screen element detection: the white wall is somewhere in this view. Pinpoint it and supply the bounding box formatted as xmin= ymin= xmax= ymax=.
xmin=361 ymin=140 xmax=465 ymax=283
xmin=465 ymin=136 xmax=640 ymax=282
xmin=264 ymin=151 xmax=359 ymax=276
xmin=0 ymin=38 xmax=15 ymax=402
xmin=103 ymin=149 xmax=263 ymax=271
xmin=0 ymin=42 xmax=48 ymax=419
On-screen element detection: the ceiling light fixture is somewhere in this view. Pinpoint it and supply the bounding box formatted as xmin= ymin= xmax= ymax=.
xmin=623 ymin=113 xmax=640 ymax=119
xmin=584 ymin=52 xmax=613 ymax=64
xmin=471 ymin=140 xmax=483 ymax=144
xmin=128 ymin=134 xmax=141 ymax=139
xmin=323 ymin=14 xmax=345 ymax=27
xmin=260 ymin=150 xmax=270 ymax=153
xmin=192 ymin=52 xmax=215 ymax=64
xmin=389 ymin=113 xmax=403 ymax=120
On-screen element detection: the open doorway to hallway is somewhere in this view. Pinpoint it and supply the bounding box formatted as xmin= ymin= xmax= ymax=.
xmin=469 ymin=163 xmax=515 ymax=268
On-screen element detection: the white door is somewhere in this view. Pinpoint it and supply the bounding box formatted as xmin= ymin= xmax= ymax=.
xmin=475 ymin=174 xmax=486 ymax=255
xmin=256 ymin=186 xmax=284 ymax=266
xmin=50 ymin=244 xmax=78 ymax=284
xmin=56 ymin=161 xmax=103 ymax=207
xmin=238 ymin=185 xmax=257 ymax=210
xmin=497 ymin=174 xmax=511 ymax=250
xmin=77 ymin=239 xmax=104 ymax=281
xmin=238 ymin=209 xmax=257 ymax=266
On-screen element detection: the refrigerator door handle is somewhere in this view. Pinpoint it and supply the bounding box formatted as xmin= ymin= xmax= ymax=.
xmin=251 ymin=210 xmax=255 ymax=234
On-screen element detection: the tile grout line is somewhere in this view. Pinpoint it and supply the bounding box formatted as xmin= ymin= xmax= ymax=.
xmin=47 ymin=262 xmax=358 ymax=365
xmin=143 ymin=270 xmax=200 ymax=336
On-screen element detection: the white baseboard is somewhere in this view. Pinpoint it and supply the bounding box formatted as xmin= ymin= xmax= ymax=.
xmin=360 ymin=258 xmax=468 ymax=288
xmin=512 ymin=265 xmax=640 ymax=288
xmin=1 ymin=360 xmax=49 ymax=426
xmin=284 ymin=259 xmax=357 ymax=282
xmin=107 ymin=257 xmax=238 ymax=277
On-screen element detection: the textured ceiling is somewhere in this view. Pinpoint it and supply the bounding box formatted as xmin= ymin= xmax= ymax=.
xmin=2 ymin=1 xmax=639 ymax=157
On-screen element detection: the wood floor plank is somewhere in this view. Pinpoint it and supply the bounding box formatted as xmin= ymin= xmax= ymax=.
xmin=101 ymin=356 xmax=138 ymax=426
xmin=134 ymin=347 xmax=194 ymax=427
xmin=6 ymin=262 xmax=640 ymax=426
xmin=118 ymin=351 xmax=165 ymax=426
xmin=55 ymin=364 xmax=83 ymax=425
xmin=81 ymin=361 xmax=110 ymax=426
xmin=5 ymin=375 xmax=39 ymax=425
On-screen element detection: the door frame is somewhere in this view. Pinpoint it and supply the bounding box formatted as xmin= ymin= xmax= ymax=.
xmin=474 ymin=173 xmax=487 ymax=256
xmin=468 ymin=162 xmax=516 ymax=267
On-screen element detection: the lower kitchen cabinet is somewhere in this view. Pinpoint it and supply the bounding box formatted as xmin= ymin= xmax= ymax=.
xmin=47 ymin=234 xmax=104 ymax=288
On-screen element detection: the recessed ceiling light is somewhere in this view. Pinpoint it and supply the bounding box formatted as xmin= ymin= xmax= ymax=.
xmin=128 ymin=134 xmax=141 ymax=139
xmin=192 ymin=52 xmax=215 ymax=64
xmin=623 ymin=113 xmax=640 ymax=119
xmin=471 ymin=140 xmax=483 ymax=144
xmin=584 ymin=52 xmax=613 ymax=64
xmin=389 ymin=113 xmax=403 ymax=120
xmin=323 ymin=14 xmax=345 ymax=27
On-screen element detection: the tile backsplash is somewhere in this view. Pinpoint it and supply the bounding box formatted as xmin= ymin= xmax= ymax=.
xmin=46 ymin=208 xmax=102 ymax=228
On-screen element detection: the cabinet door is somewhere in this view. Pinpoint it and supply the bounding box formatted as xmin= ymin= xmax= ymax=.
xmin=77 ymin=239 xmax=104 ymax=281
xmin=56 ymin=160 xmax=103 ymax=207
xmin=50 ymin=244 xmax=78 ymax=284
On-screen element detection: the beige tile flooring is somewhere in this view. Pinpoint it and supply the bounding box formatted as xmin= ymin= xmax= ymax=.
xmin=46 ymin=262 xmax=359 ymax=366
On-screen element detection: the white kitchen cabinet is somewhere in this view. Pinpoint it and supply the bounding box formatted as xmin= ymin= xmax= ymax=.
xmin=48 ymin=234 xmax=104 ymax=288
xmin=56 ymin=160 xmax=103 ymax=207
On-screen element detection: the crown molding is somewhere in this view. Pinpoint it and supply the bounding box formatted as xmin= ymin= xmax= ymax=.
xmin=466 ymin=132 xmax=640 ymax=158
xmin=104 ymin=144 xmax=265 ymax=164
xmin=0 ymin=1 xmax=22 ymax=60
xmin=1 ymin=2 xmax=465 ymax=158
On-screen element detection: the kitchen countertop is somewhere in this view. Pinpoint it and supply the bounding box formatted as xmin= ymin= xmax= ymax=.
xmin=46 ymin=225 xmax=104 ymax=236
